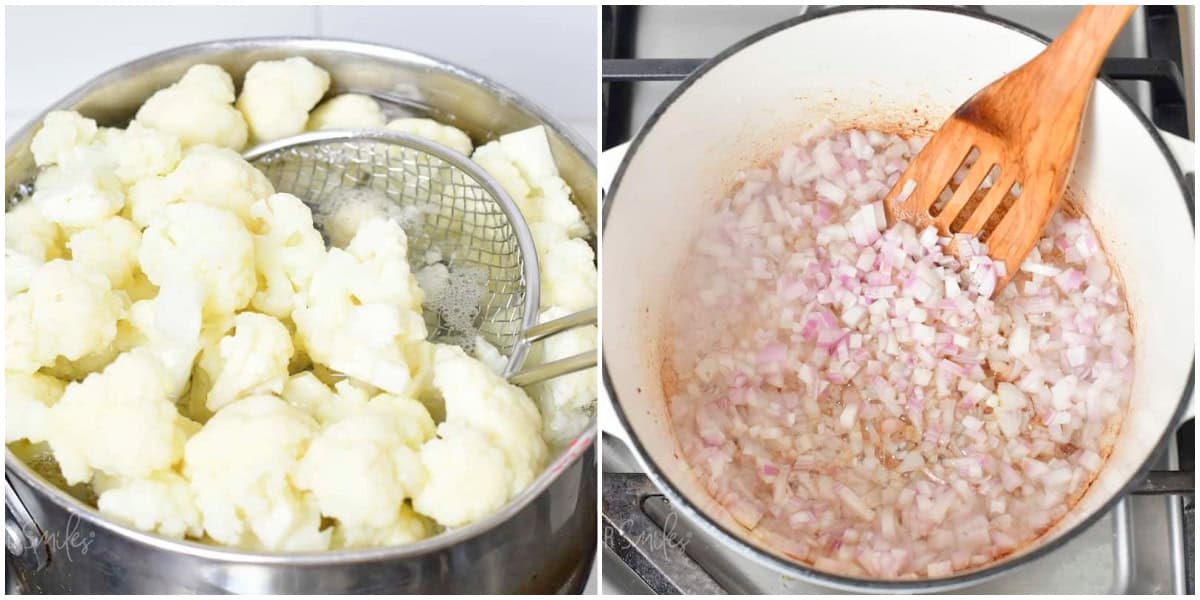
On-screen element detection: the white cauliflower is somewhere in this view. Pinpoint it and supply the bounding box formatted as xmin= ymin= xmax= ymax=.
xmin=314 ymin=187 xmax=394 ymax=249
xmin=39 ymin=315 xmax=142 ymax=383
xmin=127 ymin=144 xmax=274 ymax=227
xmin=196 ymin=312 xmax=293 ymax=413
xmin=474 ymin=336 xmax=508 ymax=376
xmin=95 ymin=471 xmax=202 ymax=539
xmin=403 ymin=341 xmax=441 ymax=420
xmin=30 ymin=110 xmax=98 ymax=167
xmin=30 ymin=160 xmax=125 ymax=228
xmin=46 ymin=348 xmax=198 ymax=484
xmin=280 ymin=372 xmax=372 ymax=426
xmin=471 ymin=126 xmax=589 ymax=240
xmin=6 ymin=251 xmax=39 ymax=298
xmin=135 ymin=64 xmax=248 ymax=150
xmin=237 ymin=57 xmax=331 ymax=144
xmin=529 ymin=306 xmax=596 ymax=446
xmin=94 ymin=122 xmax=182 ymax=185
xmin=414 ymin=425 xmax=510 ymax=528
xmin=6 ymin=371 xmax=66 ymax=444
xmin=293 ymin=218 xmax=428 ymax=395
xmin=248 ymin=193 xmax=327 ymax=318
xmin=66 ymin=216 xmax=141 ymax=289
xmin=138 ymin=202 xmax=256 ymax=318
xmin=7 ymin=58 xmax=595 ymax=552
xmin=6 ymin=259 xmax=126 ymax=373
xmin=412 ymin=345 xmax=547 ymax=527
xmin=295 ymin=394 xmax=435 ymax=532
xmin=531 ymin=223 xmax=597 ymax=312
xmin=386 ymin=118 xmax=473 ymax=156
xmin=5 ymin=202 xmax=64 ymax=298
xmin=307 ymin=94 xmax=386 ymax=130
xmin=125 ymin=281 xmax=211 ymax=401
xmin=333 ymin=504 xmax=433 ymax=549
xmin=183 ymin=394 xmax=330 ymax=551
xmin=6 ymin=200 xmax=64 ymax=262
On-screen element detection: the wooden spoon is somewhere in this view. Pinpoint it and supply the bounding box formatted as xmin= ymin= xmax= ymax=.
xmin=883 ymin=5 xmax=1136 ymax=294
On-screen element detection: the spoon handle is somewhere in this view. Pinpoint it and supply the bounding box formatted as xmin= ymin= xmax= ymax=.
xmin=1044 ymin=5 xmax=1137 ymax=79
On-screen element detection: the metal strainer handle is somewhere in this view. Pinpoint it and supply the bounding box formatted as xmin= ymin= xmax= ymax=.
xmin=507 ymin=307 xmax=597 ymax=387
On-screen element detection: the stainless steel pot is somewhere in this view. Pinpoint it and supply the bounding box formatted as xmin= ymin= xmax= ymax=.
xmin=5 ymin=38 xmax=597 ymax=594
xmin=601 ymin=6 xmax=1193 ymax=594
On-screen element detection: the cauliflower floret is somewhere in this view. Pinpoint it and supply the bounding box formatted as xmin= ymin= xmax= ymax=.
xmin=46 ymin=348 xmax=198 ymax=484
xmin=280 ymin=372 xmax=372 ymax=426
xmin=183 ymin=394 xmax=330 ymax=551
xmin=385 ymin=118 xmax=473 ymax=156
xmin=38 ymin=314 xmax=141 ymax=383
xmin=125 ymin=280 xmax=212 ymax=401
xmin=471 ymin=126 xmax=588 ymax=240
xmin=6 ymin=259 xmax=126 ymax=373
xmin=414 ymin=423 xmax=512 ymax=528
xmin=6 ymin=200 xmax=64 ymax=262
xmin=333 ymin=504 xmax=434 ymax=549
xmin=6 ymin=202 xmax=65 ymax=298
xmin=470 ymin=143 xmax=530 ymax=203
xmin=196 ymin=312 xmax=293 ymax=412
xmin=497 ymin=126 xmax=561 ymax=181
xmin=531 ymin=223 xmax=597 ymax=312
xmin=404 ymin=341 xmax=441 ymax=420
xmin=295 ymin=394 xmax=435 ymax=532
xmin=528 ymin=306 xmax=596 ymax=446
xmin=237 ymin=57 xmax=331 ymax=144
xmin=313 ymin=188 xmax=394 ymax=249
xmin=66 ymin=216 xmax=141 ymax=289
xmin=6 ymin=251 xmax=38 ymax=298
xmin=134 ymin=64 xmax=248 ymax=150
xmin=31 ymin=160 xmax=125 ymax=228
xmin=95 ymin=470 xmax=202 ymax=539
xmin=6 ymin=371 xmax=66 ymax=444
xmin=293 ymin=218 xmax=428 ymax=395
xmin=138 ymin=202 xmax=256 ymax=318
xmin=412 ymin=345 xmax=547 ymax=527
xmin=474 ymin=336 xmax=508 ymax=376
xmin=127 ymin=145 xmax=274 ymax=227
xmin=248 ymin=193 xmax=327 ymax=318
xmin=307 ymin=94 xmax=386 ymax=130
xmin=94 ymin=122 xmax=183 ymax=185
xmin=30 ymin=111 xmax=98 ymax=167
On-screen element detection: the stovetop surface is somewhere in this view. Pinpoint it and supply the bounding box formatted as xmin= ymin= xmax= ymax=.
xmin=603 ymin=5 xmax=1192 ymax=146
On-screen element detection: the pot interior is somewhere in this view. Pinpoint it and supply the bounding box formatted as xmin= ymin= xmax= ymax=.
xmin=603 ymin=7 xmax=1193 ymax=586
xmin=5 ymin=38 xmax=598 ymax=557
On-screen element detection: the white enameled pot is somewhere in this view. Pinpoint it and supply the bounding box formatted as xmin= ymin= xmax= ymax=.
xmin=601 ymin=6 xmax=1193 ymax=593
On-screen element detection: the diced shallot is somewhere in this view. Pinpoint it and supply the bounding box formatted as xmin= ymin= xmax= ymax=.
xmin=665 ymin=123 xmax=1133 ymax=581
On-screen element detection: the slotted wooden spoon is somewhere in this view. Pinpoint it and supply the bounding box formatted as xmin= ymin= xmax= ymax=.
xmin=883 ymin=5 xmax=1136 ymax=294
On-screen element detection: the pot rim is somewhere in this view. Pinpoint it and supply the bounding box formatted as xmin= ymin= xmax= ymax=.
xmin=5 ymin=36 xmax=597 ymax=564
xmin=600 ymin=5 xmax=1194 ymax=593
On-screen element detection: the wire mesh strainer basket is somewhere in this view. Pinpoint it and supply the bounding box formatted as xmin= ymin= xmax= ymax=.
xmin=244 ymin=130 xmax=540 ymax=375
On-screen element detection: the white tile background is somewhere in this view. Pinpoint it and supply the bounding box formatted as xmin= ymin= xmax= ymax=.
xmin=4 ymin=5 xmax=599 ymax=594
xmin=5 ymin=5 xmax=599 ymax=150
